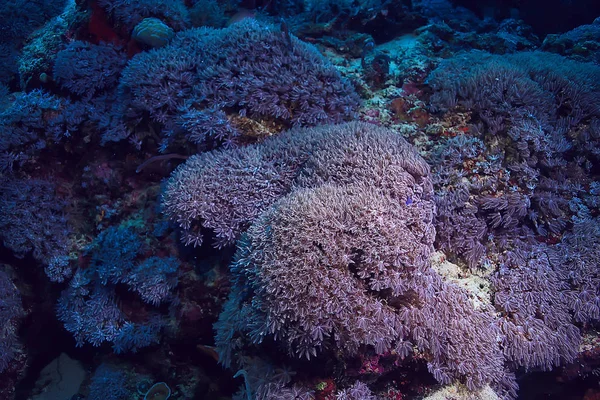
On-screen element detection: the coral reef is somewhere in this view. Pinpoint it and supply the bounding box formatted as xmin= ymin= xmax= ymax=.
xmin=0 ymin=1 xmax=599 ymax=399
xmin=56 ymin=225 xmax=178 ymax=352
xmin=53 ymin=41 xmax=127 ymax=99
xmin=183 ymin=122 xmax=513 ymax=396
xmin=0 ymin=90 xmax=87 ymax=172
xmin=118 ymin=18 xmax=360 ymax=149
xmin=0 ymin=0 xmax=69 ymax=86
xmin=542 ymin=16 xmax=600 ymax=63
xmin=87 ymin=363 xmax=131 ymax=400
xmin=0 ymin=178 xmax=74 ymax=281
xmin=426 ymin=50 xmax=600 ymax=269
xmin=0 ymin=270 xmax=24 ymax=374
xmin=96 ymin=0 xmax=190 ymax=32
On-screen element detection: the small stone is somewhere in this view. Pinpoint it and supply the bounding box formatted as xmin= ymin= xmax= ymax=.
xmin=132 ymin=18 xmax=175 ymax=48
xmin=31 ymin=353 xmax=86 ymax=400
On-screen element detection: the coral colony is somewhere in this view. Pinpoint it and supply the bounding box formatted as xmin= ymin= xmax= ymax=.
xmin=1 ymin=0 xmax=600 ymax=399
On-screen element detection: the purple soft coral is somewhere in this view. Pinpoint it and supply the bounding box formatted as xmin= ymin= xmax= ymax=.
xmin=203 ymin=122 xmax=511 ymax=394
xmin=53 ymin=41 xmax=127 ymax=99
xmin=118 ymin=19 xmax=359 ymax=148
